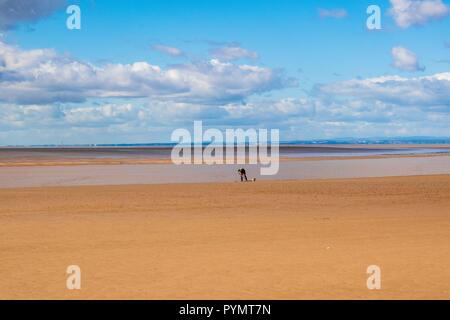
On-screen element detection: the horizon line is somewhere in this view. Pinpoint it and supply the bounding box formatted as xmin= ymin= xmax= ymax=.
xmin=2 ymin=137 xmax=450 ymax=148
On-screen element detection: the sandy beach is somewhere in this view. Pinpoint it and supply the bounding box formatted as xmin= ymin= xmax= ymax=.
xmin=2 ymin=0 xmax=450 ymax=305
xmin=1 ymin=173 xmax=449 ymax=299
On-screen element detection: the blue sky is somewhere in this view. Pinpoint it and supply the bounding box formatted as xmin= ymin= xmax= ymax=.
xmin=0 ymin=0 xmax=449 ymax=145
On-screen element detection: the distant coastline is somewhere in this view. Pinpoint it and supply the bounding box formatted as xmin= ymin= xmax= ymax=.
xmin=2 ymin=136 xmax=450 ymax=148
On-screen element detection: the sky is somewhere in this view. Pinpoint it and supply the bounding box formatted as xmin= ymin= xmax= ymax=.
xmin=0 ymin=0 xmax=449 ymax=145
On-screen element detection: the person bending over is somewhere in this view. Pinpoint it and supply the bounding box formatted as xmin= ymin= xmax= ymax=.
xmin=238 ymin=168 xmax=248 ymax=182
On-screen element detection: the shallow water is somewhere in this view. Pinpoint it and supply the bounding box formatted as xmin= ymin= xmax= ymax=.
xmin=1 ymin=145 xmax=450 ymax=160
xmin=1 ymin=156 xmax=450 ymax=188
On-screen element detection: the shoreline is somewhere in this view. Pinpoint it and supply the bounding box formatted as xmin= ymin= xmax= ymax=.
xmin=0 ymin=173 xmax=448 ymax=191
xmin=1 ymin=154 xmax=450 ymax=188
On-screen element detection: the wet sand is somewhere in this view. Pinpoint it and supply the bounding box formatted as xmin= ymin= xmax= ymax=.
xmin=0 ymin=155 xmax=450 ymax=188
xmin=1 ymin=144 xmax=450 ymax=165
xmin=0 ymin=175 xmax=449 ymax=299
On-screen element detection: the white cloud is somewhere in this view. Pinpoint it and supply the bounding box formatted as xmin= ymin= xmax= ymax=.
xmin=391 ymin=46 xmax=425 ymax=71
xmin=0 ymin=40 xmax=293 ymax=105
xmin=317 ymin=72 xmax=450 ymax=107
xmin=318 ymin=8 xmax=348 ymax=19
xmin=1 ymin=40 xmax=449 ymax=143
xmin=152 ymin=44 xmax=184 ymax=57
xmin=223 ymin=98 xmax=315 ymax=123
xmin=389 ymin=0 xmax=450 ymax=28
xmin=0 ymin=0 xmax=66 ymax=30
xmin=2 ymin=83 xmax=450 ymax=144
xmin=64 ymin=104 xmax=144 ymax=127
xmin=210 ymin=46 xmax=258 ymax=61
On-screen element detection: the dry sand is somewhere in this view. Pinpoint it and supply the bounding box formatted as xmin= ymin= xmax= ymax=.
xmin=1 ymin=175 xmax=449 ymax=299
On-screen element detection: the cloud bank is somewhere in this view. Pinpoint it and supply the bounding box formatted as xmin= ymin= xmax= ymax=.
xmin=2 ymin=69 xmax=450 ymax=144
xmin=0 ymin=40 xmax=293 ymax=105
xmin=317 ymin=72 xmax=450 ymax=107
